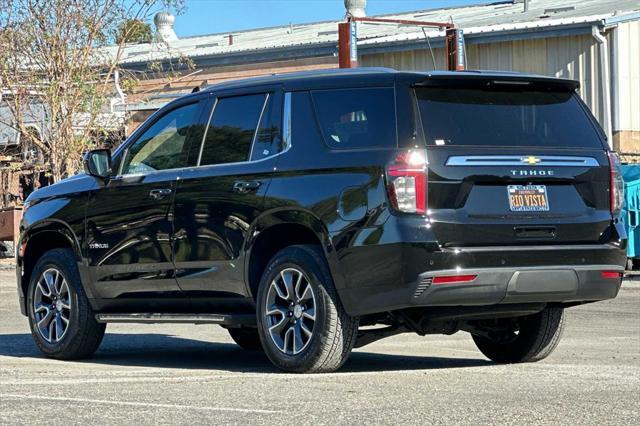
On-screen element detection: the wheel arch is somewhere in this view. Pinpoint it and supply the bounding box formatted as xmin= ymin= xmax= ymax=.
xmin=245 ymin=208 xmax=345 ymax=301
xmin=18 ymin=220 xmax=83 ymax=316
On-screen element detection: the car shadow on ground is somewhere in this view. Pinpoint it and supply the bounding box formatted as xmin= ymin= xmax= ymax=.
xmin=0 ymin=332 xmax=490 ymax=373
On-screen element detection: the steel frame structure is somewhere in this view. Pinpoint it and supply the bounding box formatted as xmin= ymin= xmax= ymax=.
xmin=338 ymin=16 xmax=465 ymax=71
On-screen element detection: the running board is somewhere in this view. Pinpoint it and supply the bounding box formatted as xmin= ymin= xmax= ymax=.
xmin=95 ymin=313 xmax=255 ymax=326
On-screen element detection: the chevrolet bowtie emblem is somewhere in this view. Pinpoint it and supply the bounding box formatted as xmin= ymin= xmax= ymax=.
xmin=522 ymin=156 xmax=541 ymax=165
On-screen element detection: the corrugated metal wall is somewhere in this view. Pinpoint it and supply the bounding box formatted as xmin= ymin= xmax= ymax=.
xmin=614 ymin=20 xmax=640 ymax=133
xmin=360 ymin=33 xmax=607 ymax=128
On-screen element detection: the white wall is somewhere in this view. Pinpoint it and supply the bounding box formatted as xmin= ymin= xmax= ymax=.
xmin=613 ymin=20 xmax=640 ymax=134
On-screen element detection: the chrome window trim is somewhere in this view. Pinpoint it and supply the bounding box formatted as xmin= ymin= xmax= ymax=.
xmin=282 ymin=92 xmax=292 ymax=151
xmin=445 ymin=155 xmax=600 ymax=167
xmin=248 ymin=93 xmax=270 ymax=162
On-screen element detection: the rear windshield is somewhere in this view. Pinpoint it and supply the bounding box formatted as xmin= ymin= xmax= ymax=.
xmin=415 ymin=88 xmax=604 ymax=148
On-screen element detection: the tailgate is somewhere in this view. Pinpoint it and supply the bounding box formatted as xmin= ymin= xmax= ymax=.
xmin=414 ymin=82 xmax=612 ymax=247
xmin=425 ymin=147 xmax=611 ymax=246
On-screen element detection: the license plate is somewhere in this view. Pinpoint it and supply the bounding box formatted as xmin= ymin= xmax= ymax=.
xmin=508 ymin=185 xmax=549 ymax=212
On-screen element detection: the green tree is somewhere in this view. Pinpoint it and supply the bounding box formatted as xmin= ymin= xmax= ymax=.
xmin=116 ymin=19 xmax=152 ymax=44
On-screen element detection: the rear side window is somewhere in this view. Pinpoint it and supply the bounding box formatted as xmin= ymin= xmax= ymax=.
xmin=199 ymin=94 xmax=266 ymax=166
xmin=312 ymin=87 xmax=397 ymax=149
xmin=415 ymin=88 xmax=603 ymax=148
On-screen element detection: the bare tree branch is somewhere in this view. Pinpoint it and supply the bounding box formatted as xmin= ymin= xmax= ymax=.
xmin=0 ymin=0 xmax=183 ymax=181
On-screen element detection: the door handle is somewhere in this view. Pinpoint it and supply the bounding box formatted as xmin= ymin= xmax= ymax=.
xmin=149 ymin=188 xmax=172 ymax=200
xmin=232 ymin=180 xmax=261 ymax=194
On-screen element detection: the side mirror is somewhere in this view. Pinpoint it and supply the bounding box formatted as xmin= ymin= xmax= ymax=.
xmin=83 ymin=149 xmax=112 ymax=180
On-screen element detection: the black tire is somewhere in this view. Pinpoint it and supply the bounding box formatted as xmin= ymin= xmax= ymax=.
xmin=227 ymin=327 xmax=262 ymax=351
xmin=26 ymin=248 xmax=106 ymax=359
xmin=472 ymin=307 xmax=565 ymax=363
xmin=256 ymin=245 xmax=359 ymax=373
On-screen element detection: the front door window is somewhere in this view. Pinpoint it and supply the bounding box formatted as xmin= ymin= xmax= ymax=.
xmin=121 ymin=103 xmax=200 ymax=175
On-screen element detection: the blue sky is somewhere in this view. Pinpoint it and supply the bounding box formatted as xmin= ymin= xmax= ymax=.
xmin=170 ymin=0 xmax=494 ymax=37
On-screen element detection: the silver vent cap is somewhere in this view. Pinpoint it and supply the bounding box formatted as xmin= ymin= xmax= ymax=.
xmin=154 ymin=11 xmax=178 ymax=43
xmin=344 ymin=0 xmax=367 ymax=18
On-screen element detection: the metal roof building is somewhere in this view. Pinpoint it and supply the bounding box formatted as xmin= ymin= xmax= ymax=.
xmin=116 ymin=0 xmax=640 ymax=153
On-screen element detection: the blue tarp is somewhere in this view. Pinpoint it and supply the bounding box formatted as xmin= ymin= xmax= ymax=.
xmin=621 ymin=165 xmax=640 ymax=259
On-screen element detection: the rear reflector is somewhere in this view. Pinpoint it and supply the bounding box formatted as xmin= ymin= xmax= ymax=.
xmin=601 ymin=271 xmax=622 ymax=279
xmin=432 ymin=274 xmax=478 ymax=285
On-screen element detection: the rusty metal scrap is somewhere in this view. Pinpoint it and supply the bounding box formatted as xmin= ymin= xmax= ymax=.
xmin=0 ymin=163 xmax=49 ymax=209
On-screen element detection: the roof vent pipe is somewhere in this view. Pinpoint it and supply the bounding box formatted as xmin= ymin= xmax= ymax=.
xmin=344 ymin=0 xmax=367 ymax=18
xmin=592 ymin=26 xmax=613 ymax=145
xmin=154 ymin=11 xmax=178 ymax=43
xmin=512 ymin=0 xmax=529 ymax=12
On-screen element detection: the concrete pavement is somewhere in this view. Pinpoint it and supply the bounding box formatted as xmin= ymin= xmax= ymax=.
xmin=0 ymin=270 xmax=638 ymax=425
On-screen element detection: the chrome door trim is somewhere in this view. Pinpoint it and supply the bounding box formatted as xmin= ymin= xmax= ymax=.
xmin=282 ymin=92 xmax=292 ymax=151
xmin=445 ymin=155 xmax=600 ymax=167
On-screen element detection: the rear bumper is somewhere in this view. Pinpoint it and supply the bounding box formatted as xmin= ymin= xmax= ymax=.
xmin=338 ymin=243 xmax=626 ymax=316
xmin=412 ymin=265 xmax=622 ymax=306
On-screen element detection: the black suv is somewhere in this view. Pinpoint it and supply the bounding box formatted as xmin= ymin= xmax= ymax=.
xmin=17 ymin=68 xmax=627 ymax=373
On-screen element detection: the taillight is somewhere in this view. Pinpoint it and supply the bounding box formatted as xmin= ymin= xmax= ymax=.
xmin=386 ymin=150 xmax=427 ymax=214
xmin=432 ymin=274 xmax=477 ymax=285
xmin=608 ymin=151 xmax=624 ymax=214
xmin=601 ymin=271 xmax=622 ymax=279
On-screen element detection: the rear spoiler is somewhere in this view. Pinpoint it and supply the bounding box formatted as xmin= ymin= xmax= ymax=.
xmin=413 ymin=73 xmax=579 ymax=92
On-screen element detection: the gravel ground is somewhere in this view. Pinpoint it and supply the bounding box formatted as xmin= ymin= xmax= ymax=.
xmin=0 ymin=269 xmax=638 ymax=425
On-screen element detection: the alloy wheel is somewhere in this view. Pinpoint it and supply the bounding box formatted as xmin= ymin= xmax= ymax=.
xmin=264 ymin=267 xmax=317 ymax=355
xmin=33 ymin=268 xmax=72 ymax=343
